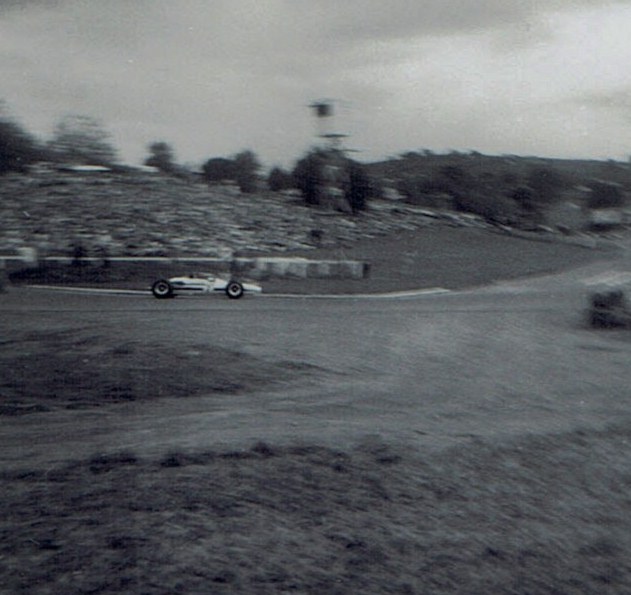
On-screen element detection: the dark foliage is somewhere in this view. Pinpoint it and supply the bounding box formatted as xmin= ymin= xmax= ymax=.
xmin=0 ymin=117 xmax=43 ymax=174
xmin=47 ymin=115 xmax=118 ymax=166
xmin=201 ymin=157 xmax=236 ymax=183
xmin=233 ymin=150 xmax=261 ymax=193
xmin=587 ymin=180 xmax=626 ymax=209
xmin=526 ymin=167 xmax=569 ymax=205
xmin=267 ymin=166 xmax=295 ymax=192
xmin=346 ymin=161 xmax=371 ymax=213
xmin=145 ymin=141 xmax=177 ymax=173
xmin=368 ymin=151 xmax=631 ymax=225
xmin=292 ymin=151 xmax=326 ymax=205
xmin=438 ymin=164 xmax=472 ymax=190
xmin=201 ymin=151 xmax=261 ymax=193
xmin=511 ymin=186 xmax=537 ymax=210
xmin=454 ymin=191 xmax=518 ymax=224
xmin=292 ymin=150 xmax=376 ymax=212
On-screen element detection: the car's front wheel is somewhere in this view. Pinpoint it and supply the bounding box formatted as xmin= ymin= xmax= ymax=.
xmin=225 ymin=280 xmax=244 ymax=299
xmin=152 ymin=279 xmax=174 ymax=299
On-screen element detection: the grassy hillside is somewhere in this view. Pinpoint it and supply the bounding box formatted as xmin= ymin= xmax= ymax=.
xmin=0 ymin=166 xmax=453 ymax=258
xmin=368 ymin=152 xmax=631 ymax=224
xmin=1 ymin=154 xmax=628 ymax=263
xmin=369 ymin=151 xmax=631 ymax=189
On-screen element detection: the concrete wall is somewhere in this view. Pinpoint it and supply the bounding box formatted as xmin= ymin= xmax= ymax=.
xmin=234 ymin=257 xmax=369 ymax=280
xmin=1 ymin=253 xmax=370 ymax=280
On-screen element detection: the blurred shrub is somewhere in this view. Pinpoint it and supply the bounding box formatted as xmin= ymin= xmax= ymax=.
xmin=267 ymin=166 xmax=295 ymax=192
xmin=0 ymin=113 xmax=43 ymax=173
xmin=292 ymin=150 xmax=326 ymax=206
xmin=47 ymin=115 xmax=117 ymax=166
xmin=587 ymin=181 xmax=625 ymax=209
xmin=454 ymin=191 xmax=519 ymax=224
xmin=145 ymin=141 xmax=177 ymax=173
xmin=345 ymin=161 xmax=371 ymax=213
xmin=526 ymin=167 xmax=568 ymax=205
xmin=201 ymin=157 xmax=236 ymax=183
xmin=233 ymin=150 xmax=261 ymax=194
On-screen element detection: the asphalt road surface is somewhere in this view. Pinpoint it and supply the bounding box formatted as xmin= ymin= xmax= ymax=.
xmin=1 ymin=257 xmax=631 ymax=470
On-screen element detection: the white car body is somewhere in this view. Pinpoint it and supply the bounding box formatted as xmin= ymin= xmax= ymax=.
xmin=152 ymin=272 xmax=262 ymax=299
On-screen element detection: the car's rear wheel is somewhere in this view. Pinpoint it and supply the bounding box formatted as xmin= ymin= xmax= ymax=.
xmin=152 ymin=279 xmax=174 ymax=299
xmin=226 ymin=280 xmax=244 ymax=299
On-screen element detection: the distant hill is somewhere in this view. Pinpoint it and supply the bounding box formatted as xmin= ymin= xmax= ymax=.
xmin=367 ymin=152 xmax=631 ymax=189
xmin=365 ymin=152 xmax=631 ymax=225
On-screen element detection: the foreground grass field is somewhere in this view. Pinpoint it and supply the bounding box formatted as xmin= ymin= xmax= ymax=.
xmin=2 ymin=426 xmax=631 ymax=594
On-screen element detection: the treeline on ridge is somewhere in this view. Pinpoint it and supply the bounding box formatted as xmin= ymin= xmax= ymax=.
xmin=1 ymin=103 xmax=630 ymax=223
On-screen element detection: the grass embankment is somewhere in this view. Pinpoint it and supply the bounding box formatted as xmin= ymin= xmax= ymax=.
xmin=2 ymin=427 xmax=631 ymax=594
xmin=0 ymin=329 xmax=321 ymax=415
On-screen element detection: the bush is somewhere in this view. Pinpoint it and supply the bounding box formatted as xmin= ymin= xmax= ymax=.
xmin=526 ymin=167 xmax=568 ymax=205
xmin=345 ymin=161 xmax=371 ymax=213
xmin=0 ymin=116 xmax=43 ymax=173
xmin=233 ymin=150 xmax=261 ymax=194
xmin=454 ymin=192 xmax=518 ymax=224
xmin=292 ymin=151 xmax=326 ymax=205
xmin=145 ymin=141 xmax=177 ymax=173
xmin=267 ymin=166 xmax=295 ymax=192
xmin=587 ymin=181 xmax=625 ymax=209
xmin=47 ymin=115 xmax=117 ymax=166
xmin=201 ymin=151 xmax=261 ymax=193
xmin=201 ymin=157 xmax=237 ymax=183
xmin=398 ymin=174 xmax=457 ymax=206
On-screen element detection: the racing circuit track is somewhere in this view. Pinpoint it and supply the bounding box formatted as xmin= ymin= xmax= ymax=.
xmin=1 ymin=258 xmax=631 ymax=470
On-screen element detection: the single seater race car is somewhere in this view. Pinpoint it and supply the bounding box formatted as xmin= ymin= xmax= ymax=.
xmin=151 ymin=272 xmax=262 ymax=300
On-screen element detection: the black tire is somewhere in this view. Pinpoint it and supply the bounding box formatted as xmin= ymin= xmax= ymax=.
xmin=225 ymin=280 xmax=244 ymax=299
xmin=152 ymin=279 xmax=174 ymax=299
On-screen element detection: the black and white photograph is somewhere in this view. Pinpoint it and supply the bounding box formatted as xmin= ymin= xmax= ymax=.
xmin=1 ymin=1 xmax=631 ymax=592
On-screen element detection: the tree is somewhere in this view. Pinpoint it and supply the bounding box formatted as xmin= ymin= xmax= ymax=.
xmin=0 ymin=115 xmax=42 ymax=173
xmin=587 ymin=181 xmax=625 ymax=209
xmin=526 ymin=167 xmax=567 ymax=205
xmin=201 ymin=157 xmax=237 ymax=183
xmin=438 ymin=164 xmax=470 ymax=188
xmin=292 ymin=150 xmax=325 ymax=205
xmin=292 ymin=150 xmax=374 ymax=212
xmin=233 ymin=150 xmax=260 ymax=193
xmin=511 ymin=186 xmax=537 ymax=211
xmin=145 ymin=141 xmax=177 ymax=173
xmin=267 ymin=166 xmax=294 ymax=192
xmin=345 ymin=161 xmax=371 ymax=213
xmin=48 ymin=115 xmax=117 ymax=165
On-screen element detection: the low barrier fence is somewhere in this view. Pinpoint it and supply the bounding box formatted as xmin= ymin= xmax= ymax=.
xmin=0 ymin=253 xmax=370 ymax=280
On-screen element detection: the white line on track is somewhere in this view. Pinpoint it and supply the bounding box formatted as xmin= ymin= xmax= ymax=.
xmin=30 ymin=285 xmax=148 ymax=296
xmin=582 ymin=271 xmax=631 ymax=287
xmin=28 ymin=285 xmax=451 ymax=299
xmin=265 ymin=288 xmax=450 ymax=299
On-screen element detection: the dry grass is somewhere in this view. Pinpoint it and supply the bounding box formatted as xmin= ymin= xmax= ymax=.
xmin=0 ymin=329 xmax=323 ymax=413
xmin=2 ymin=427 xmax=631 ymax=594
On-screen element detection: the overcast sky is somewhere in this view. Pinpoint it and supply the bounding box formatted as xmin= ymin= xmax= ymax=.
xmin=2 ymin=0 xmax=631 ymax=168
